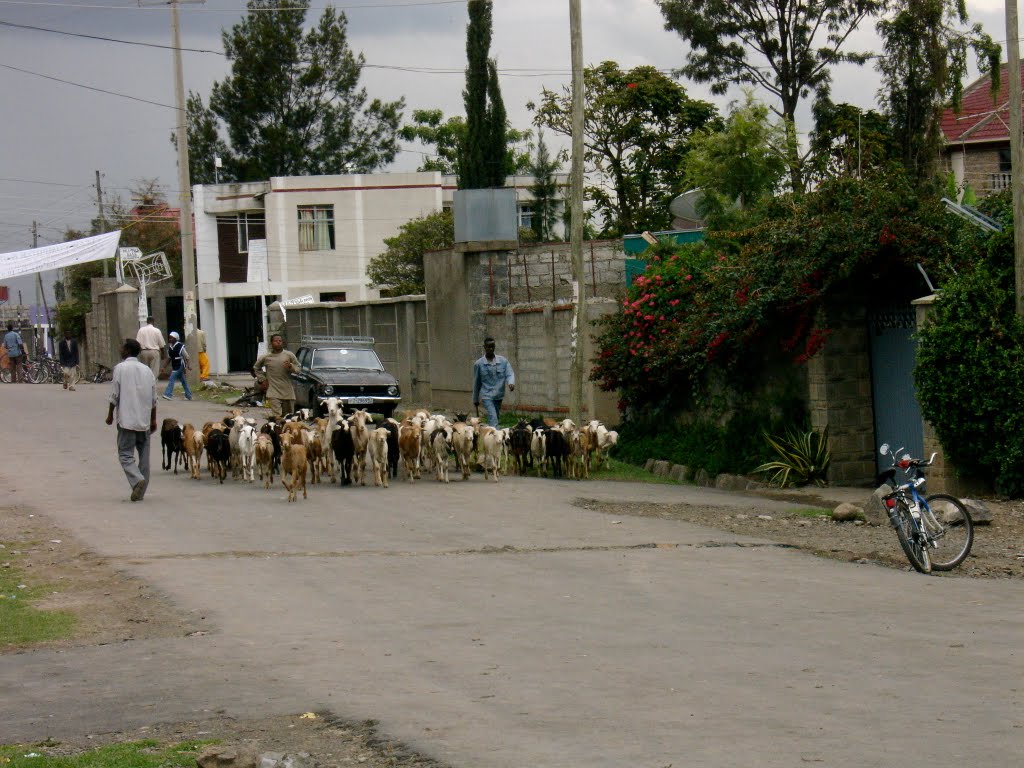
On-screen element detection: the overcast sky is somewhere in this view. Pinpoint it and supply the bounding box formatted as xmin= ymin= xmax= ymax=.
xmin=0 ymin=0 xmax=1010 ymax=265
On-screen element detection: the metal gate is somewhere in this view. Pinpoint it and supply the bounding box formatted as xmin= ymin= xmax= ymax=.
xmin=868 ymin=304 xmax=924 ymax=473
xmin=225 ymin=296 xmax=262 ymax=372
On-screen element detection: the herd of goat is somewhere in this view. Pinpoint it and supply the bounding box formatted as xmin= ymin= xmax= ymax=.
xmin=160 ymin=397 xmax=620 ymax=502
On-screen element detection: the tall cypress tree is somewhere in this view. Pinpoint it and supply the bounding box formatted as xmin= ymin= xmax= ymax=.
xmin=485 ymin=59 xmax=509 ymax=187
xmin=460 ymin=0 xmax=491 ymax=189
xmin=459 ymin=0 xmax=509 ymax=189
xmin=529 ymin=131 xmax=561 ymax=241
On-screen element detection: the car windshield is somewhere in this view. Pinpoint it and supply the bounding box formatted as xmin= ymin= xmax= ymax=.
xmin=311 ymin=348 xmax=383 ymax=371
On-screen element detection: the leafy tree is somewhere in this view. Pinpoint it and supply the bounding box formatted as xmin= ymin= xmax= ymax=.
xmin=180 ymin=92 xmax=231 ymax=185
xmin=877 ymin=0 xmax=1000 ymax=182
xmin=399 ymin=108 xmax=533 ymax=176
xmin=656 ymin=0 xmax=885 ymax=192
xmin=366 ymin=210 xmax=454 ymax=297
xmin=809 ymin=99 xmax=899 ymax=180
xmin=528 ymin=131 xmax=563 ymax=242
xmin=529 ymin=61 xmax=719 ymax=236
xmin=184 ymin=0 xmax=404 ymax=183
xmin=681 ymin=91 xmax=788 ymax=225
xmin=459 ymin=0 xmax=507 ymax=189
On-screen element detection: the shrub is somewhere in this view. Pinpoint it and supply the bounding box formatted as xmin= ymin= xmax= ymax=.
xmin=754 ymin=426 xmax=831 ymax=487
xmin=915 ymin=258 xmax=1024 ymax=495
xmin=592 ymin=172 xmax=964 ymax=412
xmin=614 ymin=398 xmax=805 ymax=477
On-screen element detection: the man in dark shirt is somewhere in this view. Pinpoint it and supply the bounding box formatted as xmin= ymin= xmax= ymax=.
xmin=58 ymin=331 xmax=79 ymax=391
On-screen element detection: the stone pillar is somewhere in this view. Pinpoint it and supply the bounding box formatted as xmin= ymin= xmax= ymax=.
xmin=807 ymin=304 xmax=875 ymax=485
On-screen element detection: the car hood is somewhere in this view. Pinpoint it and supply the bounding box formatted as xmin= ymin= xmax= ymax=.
xmin=307 ymin=369 xmax=398 ymax=386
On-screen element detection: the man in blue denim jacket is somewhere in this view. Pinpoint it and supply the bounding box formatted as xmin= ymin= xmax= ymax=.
xmin=472 ymin=337 xmax=515 ymax=427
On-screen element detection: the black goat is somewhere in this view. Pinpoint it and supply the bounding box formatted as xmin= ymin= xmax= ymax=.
xmin=161 ymin=418 xmax=187 ymax=474
xmin=206 ymin=430 xmax=232 ymax=484
xmin=331 ymin=423 xmax=355 ymax=486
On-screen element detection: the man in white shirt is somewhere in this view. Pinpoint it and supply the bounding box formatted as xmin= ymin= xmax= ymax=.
xmin=106 ymin=338 xmax=157 ymax=501
xmin=136 ymin=316 xmax=165 ymax=379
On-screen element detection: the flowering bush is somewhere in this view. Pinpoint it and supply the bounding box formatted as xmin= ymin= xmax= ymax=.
xmin=593 ymin=172 xmax=964 ymax=411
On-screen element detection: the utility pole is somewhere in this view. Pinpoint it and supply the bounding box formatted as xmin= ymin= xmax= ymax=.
xmin=1007 ymin=0 xmax=1024 ymax=315
xmin=95 ymin=170 xmax=108 ymax=277
xmin=568 ymin=0 xmax=585 ymax=424
xmin=32 ymin=221 xmax=40 ymax=352
xmin=170 ymin=0 xmax=198 ymax=337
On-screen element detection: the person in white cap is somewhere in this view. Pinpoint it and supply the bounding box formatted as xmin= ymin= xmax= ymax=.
xmin=161 ymin=331 xmax=192 ymax=401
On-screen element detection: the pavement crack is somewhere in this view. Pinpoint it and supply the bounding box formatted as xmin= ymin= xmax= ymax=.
xmin=116 ymin=540 xmax=793 ymax=563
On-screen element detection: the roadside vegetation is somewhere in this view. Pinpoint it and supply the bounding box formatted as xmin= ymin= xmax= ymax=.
xmin=0 ymin=545 xmax=75 ymax=647
xmin=0 ymin=739 xmax=211 ymax=768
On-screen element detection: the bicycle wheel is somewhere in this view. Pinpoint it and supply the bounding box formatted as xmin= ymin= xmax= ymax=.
xmin=0 ymin=367 xmax=9 ymax=383
xmin=922 ymin=494 xmax=974 ymax=571
xmin=25 ymin=363 xmax=46 ymax=384
xmin=893 ymin=503 xmax=931 ymax=573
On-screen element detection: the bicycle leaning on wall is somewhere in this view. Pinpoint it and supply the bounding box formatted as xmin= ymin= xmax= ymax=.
xmin=877 ymin=444 xmax=974 ymax=574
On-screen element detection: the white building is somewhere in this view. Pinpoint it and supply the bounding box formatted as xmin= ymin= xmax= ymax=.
xmin=194 ymin=171 xmax=567 ymax=373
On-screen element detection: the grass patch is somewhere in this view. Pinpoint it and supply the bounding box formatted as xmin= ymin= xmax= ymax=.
xmin=0 ymin=546 xmax=76 ymax=647
xmin=191 ymin=385 xmax=247 ymax=406
xmin=790 ymin=507 xmax=833 ymax=518
xmin=591 ymin=458 xmax=680 ymax=484
xmin=0 ymin=739 xmax=214 ymax=768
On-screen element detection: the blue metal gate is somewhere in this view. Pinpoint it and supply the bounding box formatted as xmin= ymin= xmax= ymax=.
xmin=869 ymin=304 xmax=924 ymax=473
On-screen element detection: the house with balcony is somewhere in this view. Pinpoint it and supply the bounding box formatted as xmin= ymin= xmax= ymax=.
xmin=193 ymin=171 xmax=567 ymax=373
xmin=941 ymin=63 xmax=1023 ymax=198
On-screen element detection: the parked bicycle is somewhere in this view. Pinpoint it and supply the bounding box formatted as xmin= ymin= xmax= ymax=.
xmin=0 ymin=357 xmax=42 ymax=383
xmin=878 ymin=444 xmax=974 ymax=573
xmin=91 ymin=363 xmax=113 ymax=383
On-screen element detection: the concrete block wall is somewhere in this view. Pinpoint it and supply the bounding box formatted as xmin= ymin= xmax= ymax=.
xmin=944 ymin=145 xmax=1009 ymax=196
xmin=483 ymin=241 xmax=626 ymax=306
xmin=808 ymin=304 xmax=875 ymax=484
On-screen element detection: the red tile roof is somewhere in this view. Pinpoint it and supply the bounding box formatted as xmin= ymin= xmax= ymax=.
xmin=941 ymin=63 xmax=1021 ymax=144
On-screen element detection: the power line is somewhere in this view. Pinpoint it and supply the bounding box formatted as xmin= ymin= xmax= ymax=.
xmin=0 ymin=62 xmax=178 ymax=109
xmin=0 ymin=176 xmax=91 ymax=188
xmin=0 ymin=0 xmax=463 ymax=9
xmin=0 ymin=19 xmax=223 ymax=53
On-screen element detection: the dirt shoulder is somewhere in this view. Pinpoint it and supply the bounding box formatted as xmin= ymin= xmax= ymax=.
xmin=578 ymin=490 xmax=1024 ymax=579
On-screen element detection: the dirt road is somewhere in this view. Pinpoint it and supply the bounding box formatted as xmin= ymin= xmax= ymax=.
xmin=2 ymin=384 xmax=1023 ymax=766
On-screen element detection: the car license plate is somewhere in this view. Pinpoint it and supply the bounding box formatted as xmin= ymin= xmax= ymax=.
xmin=348 ymin=396 xmax=374 ymax=405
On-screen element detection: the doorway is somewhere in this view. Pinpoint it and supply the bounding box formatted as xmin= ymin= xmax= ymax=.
xmin=225 ymin=296 xmax=263 ymax=372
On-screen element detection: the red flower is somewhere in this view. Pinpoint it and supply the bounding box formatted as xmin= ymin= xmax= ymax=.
xmin=626 ymin=83 xmax=638 ymax=89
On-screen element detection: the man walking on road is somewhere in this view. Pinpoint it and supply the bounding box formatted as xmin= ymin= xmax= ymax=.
xmin=4 ymin=322 xmax=28 ymax=383
xmin=136 ymin=316 xmax=165 ymax=379
xmin=105 ymin=338 xmax=157 ymax=502
xmin=58 ymin=331 xmax=79 ymax=391
xmin=472 ymin=337 xmax=515 ymax=427
xmin=252 ymin=333 xmax=299 ymax=419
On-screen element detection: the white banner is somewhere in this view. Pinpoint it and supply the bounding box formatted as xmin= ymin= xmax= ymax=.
xmin=0 ymin=230 xmax=122 ymax=280
xmin=247 ymin=238 xmax=268 ymax=283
